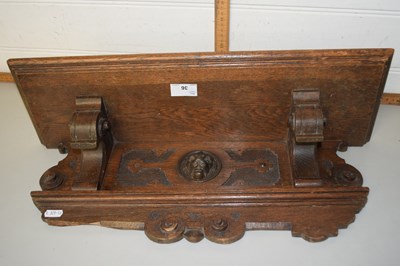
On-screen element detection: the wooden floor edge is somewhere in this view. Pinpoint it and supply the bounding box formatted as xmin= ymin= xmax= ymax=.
xmin=1 ymin=71 xmax=399 ymax=105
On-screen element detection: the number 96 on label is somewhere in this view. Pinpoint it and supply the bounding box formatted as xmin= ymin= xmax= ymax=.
xmin=170 ymin=84 xmax=198 ymax=97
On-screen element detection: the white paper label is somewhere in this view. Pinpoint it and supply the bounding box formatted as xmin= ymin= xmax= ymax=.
xmin=44 ymin=209 xmax=63 ymax=218
xmin=170 ymin=84 xmax=197 ymax=97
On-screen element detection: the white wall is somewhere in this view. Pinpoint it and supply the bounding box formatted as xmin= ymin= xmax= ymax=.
xmin=0 ymin=0 xmax=399 ymax=92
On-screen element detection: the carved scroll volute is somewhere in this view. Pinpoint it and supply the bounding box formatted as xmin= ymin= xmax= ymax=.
xmin=290 ymin=90 xmax=324 ymax=143
xmin=70 ymin=97 xmax=104 ymax=150
xmin=69 ymin=96 xmax=113 ymax=191
xmin=290 ymin=89 xmax=325 ymax=187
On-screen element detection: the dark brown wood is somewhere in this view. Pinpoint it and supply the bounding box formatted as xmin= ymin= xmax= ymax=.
xmin=290 ymin=89 xmax=324 ymax=187
xmin=8 ymin=49 xmax=393 ymax=243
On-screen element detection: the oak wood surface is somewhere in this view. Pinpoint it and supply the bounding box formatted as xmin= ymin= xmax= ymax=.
xmin=7 ymin=49 xmax=393 ymax=148
xmin=8 ymin=49 xmax=393 ymax=243
xmin=2 ymin=70 xmax=399 ymax=105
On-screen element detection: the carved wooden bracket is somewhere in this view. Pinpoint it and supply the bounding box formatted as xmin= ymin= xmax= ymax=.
xmin=68 ymin=96 xmax=113 ymax=190
xmin=8 ymin=49 xmax=394 ymax=244
xmin=290 ymin=89 xmax=325 ymax=187
xmin=290 ymin=89 xmax=324 ymax=143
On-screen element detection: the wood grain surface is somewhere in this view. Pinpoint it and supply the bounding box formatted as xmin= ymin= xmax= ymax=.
xmin=7 ymin=49 xmax=394 ymax=148
xmin=7 ymin=49 xmax=394 ymax=243
xmin=2 ymin=70 xmax=399 ymax=105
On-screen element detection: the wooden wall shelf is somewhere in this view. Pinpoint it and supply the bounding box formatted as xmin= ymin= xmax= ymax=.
xmin=8 ymin=48 xmax=394 ymax=243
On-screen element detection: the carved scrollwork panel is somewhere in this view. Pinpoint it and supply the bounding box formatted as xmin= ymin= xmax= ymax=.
xmin=223 ymin=149 xmax=280 ymax=186
xmin=117 ymin=149 xmax=175 ymax=187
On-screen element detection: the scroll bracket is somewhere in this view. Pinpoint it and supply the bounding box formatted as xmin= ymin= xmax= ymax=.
xmin=290 ymin=89 xmax=325 ymax=187
xmin=69 ymin=96 xmax=113 ymax=190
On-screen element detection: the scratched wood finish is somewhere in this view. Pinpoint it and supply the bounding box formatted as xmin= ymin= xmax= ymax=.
xmin=9 ymin=49 xmax=393 ymax=243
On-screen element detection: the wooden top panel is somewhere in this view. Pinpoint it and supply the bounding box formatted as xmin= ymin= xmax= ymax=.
xmin=8 ymin=49 xmax=393 ymax=148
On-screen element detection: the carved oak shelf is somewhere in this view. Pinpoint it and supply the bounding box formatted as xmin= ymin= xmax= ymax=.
xmin=8 ymin=49 xmax=393 ymax=244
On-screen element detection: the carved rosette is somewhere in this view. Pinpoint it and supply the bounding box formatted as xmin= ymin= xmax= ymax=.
xmin=144 ymin=213 xmax=245 ymax=244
